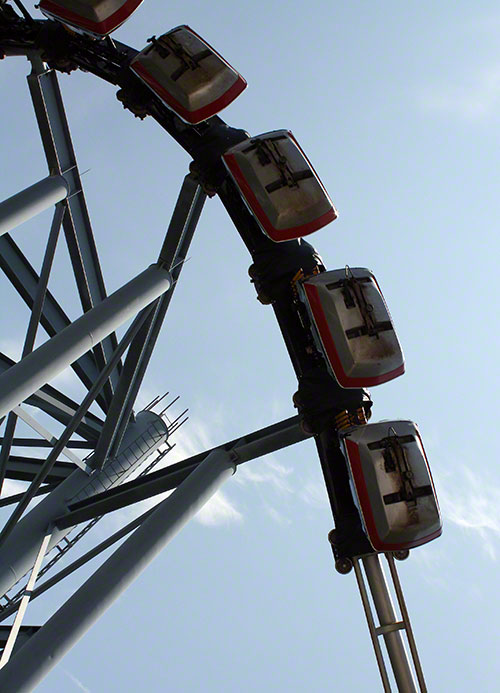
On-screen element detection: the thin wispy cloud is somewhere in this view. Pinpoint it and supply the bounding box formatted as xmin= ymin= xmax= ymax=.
xmin=167 ymin=415 xmax=215 ymax=463
xmin=167 ymin=415 xmax=243 ymax=527
xmin=410 ymin=542 xmax=450 ymax=590
xmin=298 ymin=479 xmax=328 ymax=509
xmin=435 ymin=464 xmax=500 ymax=559
xmin=419 ymin=64 xmax=500 ymax=120
xmin=264 ymin=504 xmax=291 ymax=527
xmin=196 ymin=490 xmax=243 ymax=526
xmin=236 ymin=456 xmax=292 ymax=494
xmin=270 ymin=394 xmax=293 ymax=422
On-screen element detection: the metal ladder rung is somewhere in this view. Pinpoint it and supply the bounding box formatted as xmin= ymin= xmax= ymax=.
xmin=375 ymin=621 xmax=405 ymax=636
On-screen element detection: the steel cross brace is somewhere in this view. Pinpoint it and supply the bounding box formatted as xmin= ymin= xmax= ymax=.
xmin=55 ymin=415 xmax=310 ymax=528
xmin=0 ymin=200 xmax=66 ymax=490
xmin=92 ymin=173 xmax=206 ymax=471
xmin=0 ymin=233 xmax=106 ymax=411
xmin=2 ymin=456 xmax=73 ymax=484
xmin=0 ymin=447 xmax=235 ymax=692
xmin=0 ymin=439 xmax=94 ymax=449
xmin=0 ymin=484 xmax=58 ymax=509
xmin=12 ymin=406 xmax=86 ymax=471
xmin=0 ymin=506 xmax=155 ymax=625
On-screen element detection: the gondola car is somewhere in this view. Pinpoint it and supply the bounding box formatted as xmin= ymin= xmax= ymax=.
xmin=297 ymin=267 xmax=405 ymax=387
xmin=341 ymin=420 xmax=442 ymax=552
xmin=130 ymin=26 xmax=247 ymax=124
xmin=223 ymin=130 xmax=337 ymax=242
xmin=39 ymin=0 xmax=143 ymax=37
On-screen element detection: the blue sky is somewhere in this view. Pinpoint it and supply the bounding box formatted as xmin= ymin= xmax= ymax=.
xmin=1 ymin=1 xmax=499 ymax=691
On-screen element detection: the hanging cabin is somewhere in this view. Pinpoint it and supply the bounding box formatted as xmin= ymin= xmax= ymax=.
xmin=223 ymin=130 xmax=337 ymax=242
xmin=298 ymin=267 xmax=405 ymax=388
xmin=39 ymin=0 xmax=144 ymax=37
xmin=341 ymin=420 xmax=442 ymax=552
xmin=130 ymin=25 xmax=247 ymax=124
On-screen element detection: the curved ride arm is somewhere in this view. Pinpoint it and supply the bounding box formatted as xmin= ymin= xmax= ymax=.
xmin=0 ymin=6 xmax=372 ymax=557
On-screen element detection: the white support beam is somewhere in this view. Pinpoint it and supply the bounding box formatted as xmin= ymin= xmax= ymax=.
xmin=0 ymin=264 xmax=172 ymax=421
xmin=0 ymin=449 xmax=235 ymax=692
xmin=0 ymin=176 xmax=68 ymax=237
xmin=13 ymin=406 xmax=88 ymax=473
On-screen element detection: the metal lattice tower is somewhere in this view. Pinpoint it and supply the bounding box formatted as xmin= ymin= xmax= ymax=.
xmin=0 ymin=3 xmax=437 ymax=691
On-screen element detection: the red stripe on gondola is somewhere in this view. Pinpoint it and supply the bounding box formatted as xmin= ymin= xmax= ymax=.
xmin=223 ymin=151 xmax=337 ymax=242
xmin=303 ymin=283 xmax=405 ymax=387
xmin=345 ymin=438 xmax=442 ymax=552
xmin=40 ymin=0 xmax=144 ymax=35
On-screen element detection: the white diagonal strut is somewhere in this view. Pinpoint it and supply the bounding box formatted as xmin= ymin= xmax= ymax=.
xmin=0 ymin=531 xmax=52 ymax=669
xmin=13 ymin=406 xmax=88 ymax=472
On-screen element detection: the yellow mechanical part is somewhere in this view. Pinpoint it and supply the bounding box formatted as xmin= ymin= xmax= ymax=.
xmin=334 ymin=407 xmax=368 ymax=431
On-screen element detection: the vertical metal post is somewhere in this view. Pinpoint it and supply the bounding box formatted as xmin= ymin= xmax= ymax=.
xmin=353 ymin=558 xmax=392 ymax=692
xmin=362 ymin=554 xmax=417 ymax=692
xmin=0 ymin=449 xmax=236 ymax=693
xmin=385 ymin=555 xmax=427 ymax=692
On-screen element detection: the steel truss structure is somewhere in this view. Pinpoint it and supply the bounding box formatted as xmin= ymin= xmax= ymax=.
xmin=0 ymin=4 xmax=431 ymax=691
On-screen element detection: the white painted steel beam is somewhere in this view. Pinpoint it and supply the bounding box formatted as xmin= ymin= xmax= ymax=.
xmin=0 ymin=176 xmax=68 ymax=237
xmin=0 ymin=449 xmax=236 ymax=692
xmin=0 ymin=264 xmax=171 ymax=421
xmin=13 ymin=406 xmax=86 ymax=471
xmin=0 ymin=352 xmax=103 ymax=441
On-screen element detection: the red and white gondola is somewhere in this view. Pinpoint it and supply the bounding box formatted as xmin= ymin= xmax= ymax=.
xmin=130 ymin=26 xmax=247 ymax=124
xmin=223 ymin=130 xmax=337 ymax=242
xmin=298 ymin=267 xmax=405 ymax=388
xmin=341 ymin=420 xmax=442 ymax=552
xmin=39 ymin=0 xmax=143 ymax=37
